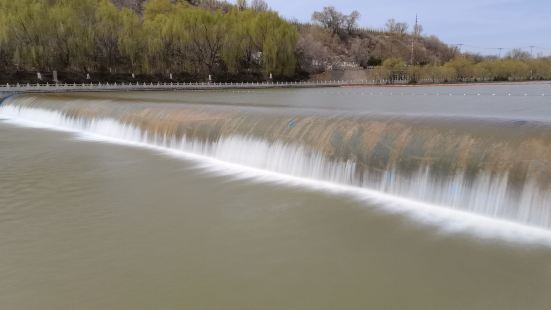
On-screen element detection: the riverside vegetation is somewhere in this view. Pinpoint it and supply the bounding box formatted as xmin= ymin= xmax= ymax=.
xmin=0 ymin=0 xmax=297 ymax=82
xmin=0 ymin=0 xmax=550 ymax=83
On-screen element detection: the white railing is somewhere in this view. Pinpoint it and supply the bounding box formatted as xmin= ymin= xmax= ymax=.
xmin=0 ymin=79 xmax=407 ymax=94
xmin=1 ymin=80 xmax=547 ymax=98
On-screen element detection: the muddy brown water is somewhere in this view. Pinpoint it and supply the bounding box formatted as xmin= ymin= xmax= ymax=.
xmin=1 ymin=84 xmax=551 ymax=309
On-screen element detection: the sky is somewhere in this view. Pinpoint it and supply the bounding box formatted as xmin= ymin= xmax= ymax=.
xmin=238 ymin=0 xmax=551 ymax=56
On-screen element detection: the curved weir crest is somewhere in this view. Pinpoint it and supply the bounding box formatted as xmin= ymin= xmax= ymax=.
xmin=2 ymin=93 xmax=551 ymax=243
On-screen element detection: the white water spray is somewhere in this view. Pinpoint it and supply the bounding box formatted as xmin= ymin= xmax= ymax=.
xmin=2 ymin=102 xmax=551 ymax=243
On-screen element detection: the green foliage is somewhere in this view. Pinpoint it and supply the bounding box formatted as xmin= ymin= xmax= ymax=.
xmin=251 ymin=12 xmax=298 ymax=76
xmin=0 ymin=0 xmax=298 ymax=78
xmin=2 ymin=0 xmax=549 ymax=82
xmin=382 ymin=57 xmax=405 ymax=71
xmin=445 ymin=56 xmax=476 ymax=80
xmin=95 ymin=0 xmax=124 ymax=69
xmin=119 ymin=8 xmax=144 ymax=71
xmin=384 ymin=57 xmax=551 ymax=84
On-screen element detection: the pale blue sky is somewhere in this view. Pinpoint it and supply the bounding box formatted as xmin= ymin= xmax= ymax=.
xmin=238 ymin=0 xmax=551 ymax=56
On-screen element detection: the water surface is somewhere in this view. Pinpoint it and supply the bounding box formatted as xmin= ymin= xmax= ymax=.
xmin=1 ymin=84 xmax=551 ymax=309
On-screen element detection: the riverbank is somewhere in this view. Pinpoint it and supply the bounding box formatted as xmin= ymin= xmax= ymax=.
xmin=0 ymin=70 xmax=286 ymax=85
xmin=2 ymin=80 xmax=549 ymax=101
xmin=0 ymin=80 xmax=345 ymax=99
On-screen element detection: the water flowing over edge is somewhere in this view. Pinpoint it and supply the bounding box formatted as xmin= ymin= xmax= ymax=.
xmin=2 ymin=103 xmax=551 ymax=246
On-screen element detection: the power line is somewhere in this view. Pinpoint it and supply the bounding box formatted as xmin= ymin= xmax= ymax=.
xmin=459 ymin=44 xmax=551 ymax=52
xmin=451 ymin=44 xmax=551 ymax=57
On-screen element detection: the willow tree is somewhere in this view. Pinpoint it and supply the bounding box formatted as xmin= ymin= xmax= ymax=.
xmin=143 ymin=0 xmax=182 ymax=73
xmin=445 ymin=56 xmax=476 ymax=81
xmin=0 ymin=0 xmax=10 ymax=69
xmin=119 ymin=8 xmax=145 ymax=73
xmin=95 ymin=0 xmax=124 ymax=71
xmin=221 ymin=10 xmax=253 ymax=73
xmin=530 ymin=58 xmax=551 ymax=79
xmin=7 ymin=0 xmax=52 ymax=70
xmin=249 ymin=12 xmax=298 ymax=76
xmin=180 ymin=7 xmax=226 ymax=74
xmin=2 ymin=0 xmax=97 ymax=72
xmin=66 ymin=0 xmax=97 ymax=72
xmin=47 ymin=0 xmax=96 ymax=71
xmin=0 ymin=0 xmax=300 ymax=79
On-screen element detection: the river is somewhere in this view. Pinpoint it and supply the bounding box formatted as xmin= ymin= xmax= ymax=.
xmin=1 ymin=84 xmax=551 ymax=309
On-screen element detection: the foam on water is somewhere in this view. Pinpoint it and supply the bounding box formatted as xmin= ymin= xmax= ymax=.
xmin=2 ymin=103 xmax=551 ymax=246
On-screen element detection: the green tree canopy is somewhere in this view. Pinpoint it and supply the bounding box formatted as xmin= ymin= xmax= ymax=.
xmin=0 ymin=0 xmax=299 ymax=78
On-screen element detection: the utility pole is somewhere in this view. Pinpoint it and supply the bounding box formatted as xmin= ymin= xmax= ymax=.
xmin=529 ymin=45 xmax=535 ymax=57
xmin=497 ymin=47 xmax=503 ymax=58
xmin=456 ymin=44 xmax=464 ymax=53
xmin=410 ymin=14 xmax=418 ymax=65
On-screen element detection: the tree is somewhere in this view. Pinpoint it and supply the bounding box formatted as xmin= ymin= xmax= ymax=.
xmin=385 ymin=18 xmax=396 ymax=32
xmin=250 ymin=0 xmax=268 ymax=12
xmin=296 ymin=26 xmax=331 ymax=73
xmin=445 ymin=56 xmax=476 ymax=81
xmin=506 ymin=48 xmax=531 ymax=60
xmin=0 ymin=0 xmax=12 ymax=69
xmin=143 ymin=0 xmax=182 ymax=73
xmin=95 ymin=0 xmax=124 ymax=71
xmin=383 ymin=57 xmax=405 ymax=71
xmin=350 ymin=38 xmax=370 ymax=68
xmin=0 ymin=0 xmax=300 ymax=79
xmin=236 ymin=0 xmax=247 ymax=10
xmin=385 ymin=18 xmax=408 ymax=35
xmin=119 ymin=8 xmax=144 ymax=72
xmin=248 ymin=12 xmax=298 ymax=76
xmin=382 ymin=57 xmax=405 ymax=82
xmin=345 ymin=11 xmax=360 ymax=34
xmin=182 ymin=8 xmax=226 ymax=74
xmin=312 ymin=6 xmax=359 ymax=36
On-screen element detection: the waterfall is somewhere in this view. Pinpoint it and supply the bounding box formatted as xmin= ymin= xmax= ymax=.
xmin=2 ymin=94 xmax=551 ymax=230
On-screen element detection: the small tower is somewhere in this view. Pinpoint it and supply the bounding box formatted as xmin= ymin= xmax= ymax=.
xmin=410 ymin=15 xmax=419 ymax=65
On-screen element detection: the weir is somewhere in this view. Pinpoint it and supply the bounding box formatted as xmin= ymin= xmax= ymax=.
xmin=0 ymin=92 xmax=13 ymax=102
xmin=2 ymin=92 xmax=551 ymax=229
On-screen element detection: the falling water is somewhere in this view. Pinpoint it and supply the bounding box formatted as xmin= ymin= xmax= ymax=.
xmin=2 ymin=92 xmax=551 ymax=229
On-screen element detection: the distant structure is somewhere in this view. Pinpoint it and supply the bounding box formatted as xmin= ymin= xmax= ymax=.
xmin=453 ymin=43 xmax=464 ymax=53
xmin=410 ymin=15 xmax=419 ymax=65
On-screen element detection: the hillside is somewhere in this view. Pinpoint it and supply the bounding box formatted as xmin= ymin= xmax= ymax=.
xmin=1 ymin=0 xmax=549 ymax=83
xmin=111 ymin=0 xmax=232 ymax=13
xmin=296 ymin=24 xmax=456 ymax=74
xmin=112 ymin=0 xmax=458 ymax=73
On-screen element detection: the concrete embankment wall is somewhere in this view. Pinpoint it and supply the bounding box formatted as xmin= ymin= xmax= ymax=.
xmin=0 ymin=81 xmax=349 ymax=97
xmin=310 ymin=70 xmax=373 ymax=82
